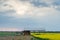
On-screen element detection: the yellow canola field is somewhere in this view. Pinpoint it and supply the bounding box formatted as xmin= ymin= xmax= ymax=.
xmin=31 ymin=33 xmax=60 ymax=40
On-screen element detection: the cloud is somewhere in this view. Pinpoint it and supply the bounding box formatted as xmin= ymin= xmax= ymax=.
xmin=41 ymin=0 xmax=54 ymax=3
xmin=0 ymin=0 xmax=32 ymax=17
xmin=0 ymin=28 xmax=23 ymax=31
xmin=0 ymin=0 xmax=60 ymax=31
xmin=0 ymin=0 xmax=60 ymax=18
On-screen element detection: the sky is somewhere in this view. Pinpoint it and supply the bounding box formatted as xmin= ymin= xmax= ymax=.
xmin=0 ymin=0 xmax=60 ymax=31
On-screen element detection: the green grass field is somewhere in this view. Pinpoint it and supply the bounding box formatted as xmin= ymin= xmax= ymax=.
xmin=0 ymin=32 xmax=31 ymax=40
xmin=0 ymin=31 xmax=60 ymax=40
xmin=0 ymin=32 xmax=20 ymax=36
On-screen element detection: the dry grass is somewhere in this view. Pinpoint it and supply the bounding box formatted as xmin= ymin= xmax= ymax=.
xmin=0 ymin=35 xmax=31 ymax=40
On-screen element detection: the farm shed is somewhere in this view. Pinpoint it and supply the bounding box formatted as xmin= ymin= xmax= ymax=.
xmin=23 ymin=30 xmax=30 ymax=35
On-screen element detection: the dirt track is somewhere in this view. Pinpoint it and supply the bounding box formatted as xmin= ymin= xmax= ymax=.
xmin=0 ymin=35 xmax=31 ymax=40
